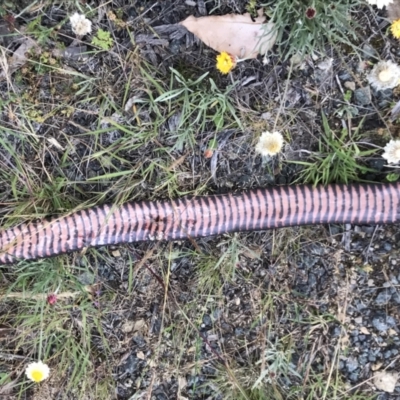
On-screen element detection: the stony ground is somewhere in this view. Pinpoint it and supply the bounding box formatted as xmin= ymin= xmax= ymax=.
xmin=1 ymin=0 xmax=400 ymax=399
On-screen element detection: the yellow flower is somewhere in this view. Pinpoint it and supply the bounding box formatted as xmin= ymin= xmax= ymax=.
xmin=216 ymin=52 xmax=235 ymax=74
xmin=25 ymin=361 xmax=50 ymax=383
xmin=391 ymin=19 xmax=400 ymax=39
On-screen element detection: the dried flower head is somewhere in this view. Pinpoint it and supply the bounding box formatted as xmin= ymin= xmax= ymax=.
xmin=305 ymin=8 xmax=317 ymax=19
xmin=70 ymin=13 xmax=92 ymax=36
xmin=367 ymin=60 xmax=400 ymax=90
xmin=366 ymin=0 xmax=394 ymax=8
xmin=383 ymin=139 xmax=400 ymax=164
xmin=25 ymin=361 xmax=50 ymax=383
xmin=255 ymin=131 xmax=284 ymax=157
xmin=391 ymin=19 xmax=400 ymax=38
xmin=216 ymin=52 xmax=236 ymax=74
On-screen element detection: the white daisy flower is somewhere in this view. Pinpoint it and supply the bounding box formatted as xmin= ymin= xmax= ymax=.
xmin=366 ymin=0 xmax=394 ymax=8
xmin=383 ymin=139 xmax=400 ymax=164
xmin=25 ymin=360 xmax=50 ymax=383
xmin=255 ymin=131 xmax=284 ymax=157
xmin=367 ymin=60 xmax=400 ymax=90
xmin=70 ymin=13 xmax=92 ymax=36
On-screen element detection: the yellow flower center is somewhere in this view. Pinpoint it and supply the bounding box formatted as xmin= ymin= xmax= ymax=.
xmin=379 ymin=70 xmax=392 ymax=82
xmin=266 ymin=141 xmax=280 ymax=153
xmin=31 ymin=370 xmax=44 ymax=382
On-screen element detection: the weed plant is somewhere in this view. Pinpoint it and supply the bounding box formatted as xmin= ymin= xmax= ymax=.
xmin=292 ymin=113 xmax=378 ymax=185
xmin=262 ymin=0 xmax=362 ymax=58
xmin=150 ymin=68 xmax=242 ymax=150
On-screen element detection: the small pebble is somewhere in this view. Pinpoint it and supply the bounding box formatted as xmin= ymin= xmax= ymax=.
xmin=372 ymin=314 xmax=396 ymax=332
xmin=344 ymin=81 xmax=355 ymax=91
xmin=375 ymin=290 xmax=392 ymax=306
xmin=354 ymin=87 xmax=371 ymax=105
xmin=374 ymin=371 xmax=399 ymax=393
xmin=346 ymin=357 xmax=359 ymax=373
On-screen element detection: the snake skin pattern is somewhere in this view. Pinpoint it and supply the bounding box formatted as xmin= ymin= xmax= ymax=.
xmin=0 ymin=182 xmax=399 ymax=264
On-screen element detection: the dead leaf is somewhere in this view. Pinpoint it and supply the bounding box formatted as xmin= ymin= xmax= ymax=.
xmin=167 ymin=153 xmax=187 ymax=171
xmin=148 ymin=359 xmax=157 ymax=367
xmin=359 ymin=326 xmax=370 ymax=335
xmin=361 ymin=264 xmax=374 ymax=273
xmin=242 ymin=245 xmax=263 ymax=259
xmin=133 ymin=319 xmax=146 ymax=332
xmin=47 ymin=137 xmax=64 ymax=150
xmin=0 ymin=37 xmax=38 ymax=81
xmin=371 ymin=362 xmax=383 ymax=371
xmin=121 ymin=320 xmax=135 ymax=333
xmin=180 ymin=9 xmax=276 ymax=59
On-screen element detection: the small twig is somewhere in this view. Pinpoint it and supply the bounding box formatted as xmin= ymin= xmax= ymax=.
xmin=0 ymin=286 xmax=92 ymax=301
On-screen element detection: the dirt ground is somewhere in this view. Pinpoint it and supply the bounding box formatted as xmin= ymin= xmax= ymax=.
xmin=1 ymin=0 xmax=400 ymax=399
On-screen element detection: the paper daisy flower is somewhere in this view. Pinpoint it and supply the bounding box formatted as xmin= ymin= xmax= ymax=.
xmin=255 ymin=131 xmax=284 ymax=157
xmin=216 ymin=52 xmax=236 ymax=74
xmin=391 ymin=19 xmax=400 ymax=39
xmin=70 ymin=13 xmax=92 ymax=36
xmin=367 ymin=60 xmax=400 ymax=90
xmin=25 ymin=361 xmax=50 ymax=383
xmin=366 ymin=0 xmax=394 ymax=8
xmin=383 ymin=139 xmax=400 ymax=164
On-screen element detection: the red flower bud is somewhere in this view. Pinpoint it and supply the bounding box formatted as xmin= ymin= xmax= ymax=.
xmin=47 ymin=293 xmax=57 ymax=305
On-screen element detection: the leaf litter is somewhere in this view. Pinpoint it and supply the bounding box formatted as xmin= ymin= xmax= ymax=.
xmin=180 ymin=8 xmax=276 ymax=59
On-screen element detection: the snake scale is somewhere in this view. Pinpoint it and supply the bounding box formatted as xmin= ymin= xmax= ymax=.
xmin=0 ymin=182 xmax=399 ymax=264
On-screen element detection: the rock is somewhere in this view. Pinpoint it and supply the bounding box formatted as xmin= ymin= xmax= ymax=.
xmin=375 ymin=290 xmax=392 ymax=306
xmin=169 ymin=39 xmax=183 ymax=55
xmin=354 ymin=87 xmax=371 ymax=105
xmin=346 ymin=357 xmax=359 ymax=373
xmin=338 ymin=70 xmax=351 ymax=80
xmin=368 ymin=158 xmax=386 ymax=172
xmin=317 ymin=58 xmax=333 ymax=71
xmin=373 ymin=371 xmax=398 ymax=393
xmin=344 ymin=81 xmax=355 ymax=91
xmin=383 ymin=242 xmax=392 ymax=251
xmin=372 ymin=314 xmax=396 ymax=332
xmin=77 ymin=271 xmax=95 ymax=285
xmin=202 ymin=314 xmax=212 ymax=329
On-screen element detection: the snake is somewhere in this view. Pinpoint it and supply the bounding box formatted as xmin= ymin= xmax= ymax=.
xmin=0 ymin=182 xmax=399 ymax=264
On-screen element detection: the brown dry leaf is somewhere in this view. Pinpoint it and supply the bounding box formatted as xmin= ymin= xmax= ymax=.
xmin=133 ymin=319 xmax=146 ymax=332
xmin=359 ymin=326 xmax=370 ymax=335
xmin=0 ymin=37 xmax=38 ymax=81
xmin=180 ymin=9 xmax=276 ymax=59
